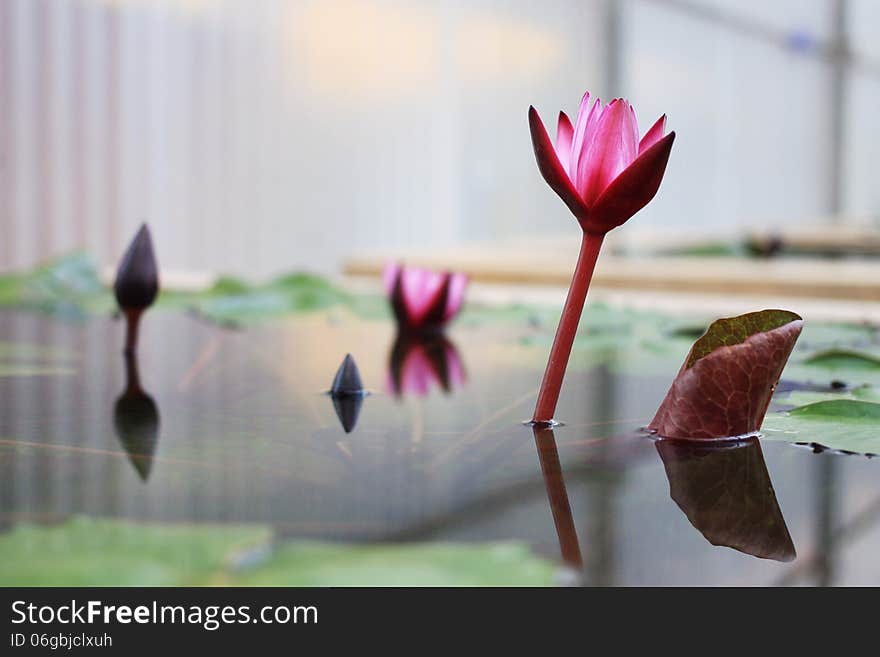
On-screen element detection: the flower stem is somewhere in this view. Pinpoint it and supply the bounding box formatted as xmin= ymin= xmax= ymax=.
xmin=123 ymin=308 xmax=143 ymax=355
xmin=532 ymin=231 xmax=604 ymax=424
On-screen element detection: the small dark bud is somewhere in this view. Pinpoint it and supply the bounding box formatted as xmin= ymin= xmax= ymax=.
xmin=330 ymin=354 xmax=364 ymax=396
xmin=114 ymin=224 xmax=159 ymax=310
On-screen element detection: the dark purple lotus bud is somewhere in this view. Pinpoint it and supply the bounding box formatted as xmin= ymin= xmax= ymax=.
xmin=330 ymin=354 xmax=364 ymax=397
xmin=114 ymin=224 xmax=159 ymax=311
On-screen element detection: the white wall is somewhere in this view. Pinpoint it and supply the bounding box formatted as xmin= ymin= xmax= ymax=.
xmin=0 ymin=0 xmax=606 ymax=278
xmin=1 ymin=0 xmax=877 ymax=279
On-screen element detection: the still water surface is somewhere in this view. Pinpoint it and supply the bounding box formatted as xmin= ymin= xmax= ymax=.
xmin=1 ymin=309 xmax=878 ymax=585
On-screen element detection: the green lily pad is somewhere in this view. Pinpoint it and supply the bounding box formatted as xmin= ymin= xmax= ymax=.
xmin=762 ymin=399 xmax=880 ymax=455
xmin=235 ymin=541 xmax=556 ymax=587
xmin=0 ymin=517 xmax=271 ymax=586
xmin=776 ymin=386 xmax=880 ymax=407
xmin=0 ymin=518 xmax=557 ymax=586
xmin=0 ymin=253 xmax=111 ymax=318
xmin=802 ymin=348 xmax=880 ymax=370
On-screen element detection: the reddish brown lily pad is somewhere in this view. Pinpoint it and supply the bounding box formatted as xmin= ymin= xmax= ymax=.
xmin=649 ymin=309 xmax=803 ymax=439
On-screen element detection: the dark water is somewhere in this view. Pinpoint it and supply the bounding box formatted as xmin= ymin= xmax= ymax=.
xmin=1 ymin=309 xmax=879 ymax=586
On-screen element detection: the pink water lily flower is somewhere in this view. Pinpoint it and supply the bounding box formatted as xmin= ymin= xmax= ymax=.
xmin=529 ymin=92 xmax=675 ymax=235
xmin=383 ymin=262 xmax=468 ymax=332
xmin=528 ymin=90 xmax=675 ymax=425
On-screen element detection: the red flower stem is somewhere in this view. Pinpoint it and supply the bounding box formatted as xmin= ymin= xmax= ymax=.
xmin=532 ymin=231 xmax=604 ymax=424
xmin=123 ymin=308 xmax=143 ymax=355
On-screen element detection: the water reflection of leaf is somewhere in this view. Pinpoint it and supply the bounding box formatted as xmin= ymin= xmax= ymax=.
xmin=656 ymin=437 xmax=796 ymax=562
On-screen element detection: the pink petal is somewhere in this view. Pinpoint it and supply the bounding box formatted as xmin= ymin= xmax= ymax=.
xmin=528 ymin=106 xmax=589 ymax=220
xmin=571 ymin=97 xmax=603 ymax=180
xmin=577 ymin=100 xmax=639 ymax=206
xmin=444 ymin=273 xmax=468 ymax=322
xmin=570 ymin=92 xmax=592 ymax=166
xmin=555 ymin=112 xmax=574 ymax=176
xmin=628 ymin=103 xmax=640 ymax=149
xmin=401 ymin=267 xmax=445 ymax=325
xmin=383 ymin=261 xmax=401 ymax=296
xmin=639 ymin=114 xmax=667 ymax=154
xmin=584 ymin=131 xmax=675 ymax=234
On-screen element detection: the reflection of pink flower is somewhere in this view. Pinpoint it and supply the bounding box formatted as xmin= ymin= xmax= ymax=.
xmin=387 ymin=333 xmax=466 ymax=398
xmin=383 ymin=262 xmax=467 ymax=332
xmin=528 ymin=92 xmax=675 ymax=235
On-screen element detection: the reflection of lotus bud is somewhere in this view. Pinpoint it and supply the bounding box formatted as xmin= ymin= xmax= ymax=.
xmin=332 ymin=395 xmax=364 ymax=434
xmin=114 ymin=224 xmax=159 ymax=353
xmin=114 ymin=352 xmax=159 ymax=481
xmin=656 ymin=437 xmax=795 ymax=562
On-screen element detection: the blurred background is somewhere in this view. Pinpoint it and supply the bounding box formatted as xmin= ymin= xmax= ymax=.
xmin=1 ymin=0 xmax=879 ymax=283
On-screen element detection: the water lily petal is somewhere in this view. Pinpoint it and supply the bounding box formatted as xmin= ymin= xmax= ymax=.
xmin=584 ymin=131 xmax=675 ymax=234
xmin=639 ymin=114 xmax=667 ymax=154
xmin=628 ymin=103 xmax=640 ymax=150
xmin=528 ymin=106 xmax=588 ymax=219
xmin=571 ymin=97 xmax=603 ymax=185
xmin=577 ymin=100 xmax=639 ymax=206
xmin=556 ymin=111 xmax=574 ymax=176
xmin=382 ymin=261 xmax=401 ymax=296
xmin=444 ymin=272 xmax=468 ymax=322
xmin=402 ymin=267 xmax=446 ymax=325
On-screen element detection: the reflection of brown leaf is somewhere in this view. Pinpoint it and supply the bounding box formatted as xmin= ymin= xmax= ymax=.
xmin=656 ymin=437 xmax=795 ymax=562
xmin=650 ymin=310 xmax=803 ymax=439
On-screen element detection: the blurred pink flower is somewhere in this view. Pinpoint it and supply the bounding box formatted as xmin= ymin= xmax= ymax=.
xmin=383 ymin=262 xmax=467 ymax=332
xmin=528 ymin=92 xmax=675 ymax=235
xmin=386 ymin=333 xmax=466 ymax=398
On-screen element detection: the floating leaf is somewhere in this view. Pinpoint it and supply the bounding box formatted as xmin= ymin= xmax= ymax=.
xmin=762 ymin=399 xmax=880 ymax=455
xmin=0 ymin=517 xmax=271 ymax=586
xmin=0 ymin=253 xmax=110 ymax=318
xmin=0 ymin=518 xmax=556 ymax=586
xmin=235 ymin=541 xmax=556 ymax=587
xmin=650 ymin=309 xmax=803 ymax=439
xmin=802 ymin=348 xmax=880 ymax=370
